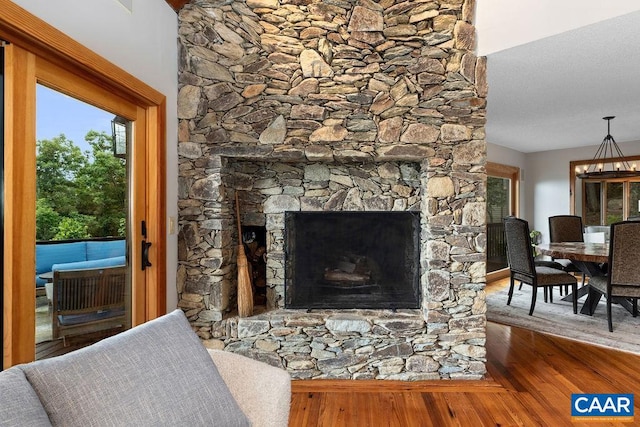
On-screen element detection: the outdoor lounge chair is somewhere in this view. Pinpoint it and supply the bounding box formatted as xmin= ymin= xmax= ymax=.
xmin=51 ymin=266 xmax=127 ymax=344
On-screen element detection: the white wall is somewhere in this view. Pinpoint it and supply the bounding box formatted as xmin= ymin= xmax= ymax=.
xmin=13 ymin=0 xmax=180 ymax=312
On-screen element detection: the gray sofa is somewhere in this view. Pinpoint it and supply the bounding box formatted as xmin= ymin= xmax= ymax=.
xmin=0 ymin=310 xmax=291 ymax=427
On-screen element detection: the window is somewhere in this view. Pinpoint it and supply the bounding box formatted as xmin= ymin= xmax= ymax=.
xmin=581 ymin=178 xmax=640 ymax=226
xmin=571 ymin=156 xmax=640 ymax=226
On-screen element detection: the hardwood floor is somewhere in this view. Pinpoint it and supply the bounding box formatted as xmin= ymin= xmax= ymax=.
xmin=290 ymin=278 xmax=640 ymax=426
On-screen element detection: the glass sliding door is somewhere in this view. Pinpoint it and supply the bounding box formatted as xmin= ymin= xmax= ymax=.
xmin=3 ymin=5 xmax=166 ymax=368
xmin=35 ymin=84 xmax=131 ymax=355
xmin=486 ymin=163 xmax=519 ymax=275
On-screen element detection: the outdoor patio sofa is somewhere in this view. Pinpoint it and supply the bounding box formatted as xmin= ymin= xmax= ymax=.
xmin=0 ymin=310 xmax=292 ymax=426
xmin=35 ymin=239 xmax=126 ymax=292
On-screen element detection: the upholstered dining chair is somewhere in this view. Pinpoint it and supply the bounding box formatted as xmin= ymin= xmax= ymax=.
xmin=587 ymin=221 xmax=640 ymax=332
xmin=503 ymin=216 xmax=578 ymax=316
xmin=548 ymin=215 xmax=586 ymax=287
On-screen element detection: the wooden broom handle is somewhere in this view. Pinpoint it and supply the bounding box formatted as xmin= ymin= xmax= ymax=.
xmin=235 ymin=191 xmax=242 ymax=241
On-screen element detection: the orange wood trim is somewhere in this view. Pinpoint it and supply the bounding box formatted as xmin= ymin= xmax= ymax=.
xmin=36 ymin=58 xmax=138 ymax=120
xmin=146 ymin=102 xmax=167 ymax=319
xmin=3 ymin=44 xmax=37 ymax=367
xmin=164 ymin=0 xmax=189 ymax=12
xmin=486 ymin=162 xmax=519 ymax=179
xmin=486 ymin=268 xmax=510 ymax=282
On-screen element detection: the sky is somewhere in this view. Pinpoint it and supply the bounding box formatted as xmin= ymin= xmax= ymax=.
xmin=36 ymin=84 xmax=115 ymax=154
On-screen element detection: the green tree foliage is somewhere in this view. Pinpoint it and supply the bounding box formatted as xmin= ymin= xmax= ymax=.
xmin=36 ymin=134 xmax=86 ymax=217
xmin=36 ymin=131 xmax=126 ymax=241
xmin=35 ymin=199 xmax=60 ymax=241
xmin=486 ymin=176 xmax=509 ymax=223
xmin=54 ymin=216 xmax=91 ymax=240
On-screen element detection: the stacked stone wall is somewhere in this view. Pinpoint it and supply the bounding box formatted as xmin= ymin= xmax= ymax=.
xmin=177 ymin=0 xmax=487 ymax=379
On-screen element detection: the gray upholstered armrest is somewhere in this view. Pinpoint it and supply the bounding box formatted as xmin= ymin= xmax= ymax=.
xmin=208 ymin=349 xmax=291 ymax=427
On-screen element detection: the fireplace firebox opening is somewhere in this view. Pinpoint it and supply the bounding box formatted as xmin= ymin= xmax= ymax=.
xmin=285 ymin=211 xmax=421 ymax=310
xmin=241 ymin=225 xmax=267 ymax=307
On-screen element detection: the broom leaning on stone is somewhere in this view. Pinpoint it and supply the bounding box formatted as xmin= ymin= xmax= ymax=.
xmin=235 ymin=191 xmax=253 ymax=317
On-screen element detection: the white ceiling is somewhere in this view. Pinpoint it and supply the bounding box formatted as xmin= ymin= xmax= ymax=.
xmin=482 ymin=8 xmax=640 ymax=153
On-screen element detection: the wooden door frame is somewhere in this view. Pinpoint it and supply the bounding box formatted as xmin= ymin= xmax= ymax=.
xmin=1 ymin=0 xmax=166 ymax=367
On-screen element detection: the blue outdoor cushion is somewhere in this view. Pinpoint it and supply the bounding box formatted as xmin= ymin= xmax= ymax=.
xmin=58 ymin=307 xmax=126 ymax=326
xmin=51 ymin=256 xmax=125 ymax=272
xmin=35 ymin=242 xmax=87 ymax=275
xmin=86 ymin=239 xmax=125 ymax=261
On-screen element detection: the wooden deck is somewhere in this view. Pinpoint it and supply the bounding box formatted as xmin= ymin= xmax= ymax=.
xmin=36 ymin=328 xmax=124 ymax=360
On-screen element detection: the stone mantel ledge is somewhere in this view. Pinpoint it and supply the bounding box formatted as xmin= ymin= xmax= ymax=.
xmin=207 ymin=144 xmax=443 ymax=163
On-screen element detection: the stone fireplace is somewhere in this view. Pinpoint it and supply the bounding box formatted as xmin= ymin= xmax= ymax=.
xmin=177 ymin=0 xmax=487 ymax=380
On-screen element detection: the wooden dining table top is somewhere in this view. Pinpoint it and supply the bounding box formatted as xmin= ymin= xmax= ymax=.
xmin=536 ymin=242 xmax=609 ymax=263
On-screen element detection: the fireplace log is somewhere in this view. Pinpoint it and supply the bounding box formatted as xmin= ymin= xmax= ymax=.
xmin=323 ymin=269 xmax=371 ymax=285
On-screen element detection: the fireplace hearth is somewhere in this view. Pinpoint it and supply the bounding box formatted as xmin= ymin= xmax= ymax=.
xmin=285 ymin=211 xmax=421 ymax=309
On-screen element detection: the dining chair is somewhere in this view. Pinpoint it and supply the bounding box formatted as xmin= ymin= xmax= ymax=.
xmin=548 ymin=215 xmax=586 ymax=288
xmin=586 ymin=221 xmax=640 ymax=332
xmin=503 ymin=217 xmax=578 ymax=315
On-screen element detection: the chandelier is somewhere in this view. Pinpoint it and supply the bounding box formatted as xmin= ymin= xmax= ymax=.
xmin=576 ymin=116 xmax=640 ymax=179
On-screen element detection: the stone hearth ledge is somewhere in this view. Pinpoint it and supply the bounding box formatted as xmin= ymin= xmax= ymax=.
xmin=200 ymin=308 xmax=487 ymax=381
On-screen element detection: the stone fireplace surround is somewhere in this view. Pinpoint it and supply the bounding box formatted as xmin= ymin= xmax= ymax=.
xmin=177 ymin=0 xmax=487 ymax=380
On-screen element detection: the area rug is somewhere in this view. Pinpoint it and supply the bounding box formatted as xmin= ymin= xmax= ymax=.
xmin=486 ymin=284 xmax=640 ymax=354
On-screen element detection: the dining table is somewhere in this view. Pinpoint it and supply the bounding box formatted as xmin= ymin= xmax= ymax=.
xmin=536 ymin=242 xmax=607 ymax=315
xmin=536 ymin=242 xmax=634 ymax=316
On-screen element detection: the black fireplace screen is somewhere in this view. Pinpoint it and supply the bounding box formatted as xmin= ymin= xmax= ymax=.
xmin=284 ymin=211 xmax=421 ymax=309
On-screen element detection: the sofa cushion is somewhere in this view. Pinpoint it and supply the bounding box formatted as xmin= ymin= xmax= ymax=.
xmin=86 ymin=239 xmax=125 ymax=261
xmin=51 ymin=255 xmax=126 ymax=272
xmin=35 ymin=242 xmax=87 ymax=274
xmin=22 ymin=310 xmax=250 ymax=427
xmin=0 ymin=367 xmax=52 ymax=426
